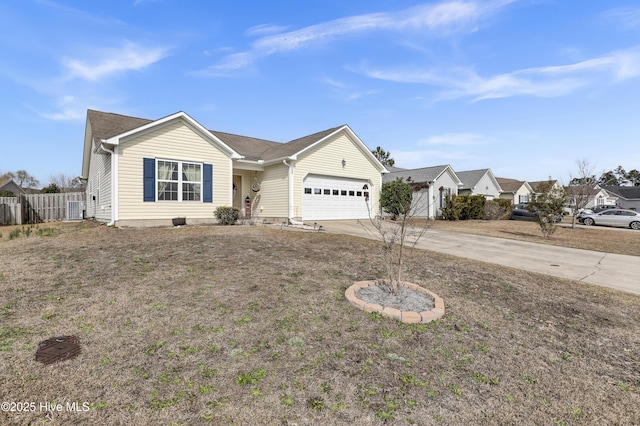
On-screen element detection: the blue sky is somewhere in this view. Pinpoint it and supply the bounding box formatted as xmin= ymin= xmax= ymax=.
xmin=1 ymin=0 xmax=639 ymax=186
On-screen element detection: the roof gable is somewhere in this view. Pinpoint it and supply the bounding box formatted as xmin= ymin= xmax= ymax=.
xmin=383 ymin=164 xmax=462 ymax=185
xmin=0 ymin=178 xmax=25 ymax=195
xmin=103 ymin=111 xmax=241 ymax=159
xmin=457 ymin=169 xmax=501 ymax=191
xmin=495 ymin=177 xmax=535 ymax=194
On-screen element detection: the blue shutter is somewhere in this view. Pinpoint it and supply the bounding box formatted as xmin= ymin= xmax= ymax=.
xmin=203 ymin=163 xmax=212 ymax=203
xmin=143 ymin=158 xmax=155 ymax=202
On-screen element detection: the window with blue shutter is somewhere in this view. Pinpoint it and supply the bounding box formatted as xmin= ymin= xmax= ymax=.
xmin=203 ymin=163 xmax=212 ymax=203
xmin=143 ymin=158 xmax=155 ymax=202
xmin=144 ymin=158 xmax=212 ymax=202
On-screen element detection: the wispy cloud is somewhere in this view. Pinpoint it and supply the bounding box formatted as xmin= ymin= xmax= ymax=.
xmin=62 ymin=40 xmax=170 ymax=81
xmin=31 ymin=95 xmax=86 ymax=121
xmin=601 ymin=7 xmax=640 ymax=30
xmin=360 ymin=46 xmax=640 ymax=102
xmin=245 ymin=24 xmax=292 ymax=37
xmin=321 ymin=77 xmax=378 ymax=101
xmin=198 ymin=0 xmax=515 ymax=76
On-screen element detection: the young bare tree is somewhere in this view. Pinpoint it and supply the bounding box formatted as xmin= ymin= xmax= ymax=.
xmin=5 ymin=170 xmax=39 ymax=189
xmin=363 ymin=178 xmax=431 ymax=296
xmin=528 ymin=180 xmax=567 ymax=237
xmin=567 ymin=158 xmax=596 ymax=229
xmin=47 ymin=173 xmax=84 ymax=192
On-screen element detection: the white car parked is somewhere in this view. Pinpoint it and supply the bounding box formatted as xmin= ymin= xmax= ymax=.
xmin=578 ymin=209 xmax=640 ymax=230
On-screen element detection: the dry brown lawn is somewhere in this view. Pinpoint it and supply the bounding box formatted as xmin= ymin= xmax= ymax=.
xmin=1 ymin=221 xmax=639 ymax=425
xmin=424 ymin=217 xmax=640 ymax=257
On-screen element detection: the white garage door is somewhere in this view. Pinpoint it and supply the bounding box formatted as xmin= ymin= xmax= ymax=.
xmin=303 ymin=175 xmax=371 ymax=220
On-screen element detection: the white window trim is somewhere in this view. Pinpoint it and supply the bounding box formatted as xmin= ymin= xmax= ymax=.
xmin=156 ymin=159 xmax=204 ymax=203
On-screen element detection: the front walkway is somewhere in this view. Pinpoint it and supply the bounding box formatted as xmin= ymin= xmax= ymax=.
xmin=315 ymin=220 xmax=640 ymax=295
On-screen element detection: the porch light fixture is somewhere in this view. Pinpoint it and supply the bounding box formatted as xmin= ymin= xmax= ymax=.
xmin=341 ymin=159 xmax=346 ymax=167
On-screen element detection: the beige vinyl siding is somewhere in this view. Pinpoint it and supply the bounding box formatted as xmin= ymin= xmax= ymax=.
xmin=254 ymin=164 xmax=288 ymax=219
xmin=86 ymin=148 xmax=112 ymax=221
xmin=294 ymin=132 xmax=382 ymax=219
xmin=117 ymin=120 xmax=232 ymax=221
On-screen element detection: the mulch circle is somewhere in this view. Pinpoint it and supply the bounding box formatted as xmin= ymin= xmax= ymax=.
xmin=35 ymin=335 xmax=81 ymax=365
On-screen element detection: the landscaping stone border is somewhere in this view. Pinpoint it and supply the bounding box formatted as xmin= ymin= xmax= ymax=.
xmin=345 ymin=280 xmax=445 ymax=324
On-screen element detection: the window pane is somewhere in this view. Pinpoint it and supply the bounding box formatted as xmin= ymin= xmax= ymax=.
xmin=324 ymin=189 xmax=330 ymax=195
xmin=158 ymin=182 xmax=178 ymax=201
xmin=314 ymin=188 xmax=321 ymax=194
xmin=158 ymin=161 xmax=178 ymax=181
xmin=333 ymin=190 xmax=339 ymax=195
xmin=304 ymin=188 xmax=312 ymax=194
xmin=182 ymin=163 xmax=201 ymax=182
xmin=183 ymin=183 xmax=201 ymax=201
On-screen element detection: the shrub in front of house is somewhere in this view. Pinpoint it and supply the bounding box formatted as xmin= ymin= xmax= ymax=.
xmin=441 ymin=195 xmax=486 ymax=220
xmin=214 ymin=206 xmax=240 ymax=225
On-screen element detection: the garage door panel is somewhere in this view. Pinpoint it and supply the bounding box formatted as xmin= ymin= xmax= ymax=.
xmin=303 ymin=175 xmax=371 ymax=220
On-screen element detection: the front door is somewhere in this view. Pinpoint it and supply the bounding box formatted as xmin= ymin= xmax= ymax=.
xmin=233 ymin=175 xmax=242 ymax=210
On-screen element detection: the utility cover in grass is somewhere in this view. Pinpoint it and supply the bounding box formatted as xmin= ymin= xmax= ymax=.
xmin=356 ymin=284 xmax=434 ymax=312
xmin=35 ymin=336 xmax=81 ymax=365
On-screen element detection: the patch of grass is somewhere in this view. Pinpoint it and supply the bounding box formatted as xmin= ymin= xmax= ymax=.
xmin=235 ymin=369 xmax=267 ymax=386
xmin=280 ymin=394 xmax=295 ymax=406
xmin=143 ymin=341 xmax=166 ymax=356
xmin=448 ymin=384 xmax=463 ymax=397
xmin=306 ymin=397 xmax=325 ymax=411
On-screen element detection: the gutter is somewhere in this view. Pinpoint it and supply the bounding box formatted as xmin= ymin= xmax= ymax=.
xmin=282 ymin=159 xmax=299 ymax=224
xmin=99 ymin=141 xmax=117 ymax=227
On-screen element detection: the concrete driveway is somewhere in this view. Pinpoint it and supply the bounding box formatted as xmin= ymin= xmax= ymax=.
xmin=315 ymin=220 xmax=640 ymax=295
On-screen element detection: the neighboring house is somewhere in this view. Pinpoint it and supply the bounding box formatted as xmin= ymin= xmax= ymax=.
xmin=602 ymin=186 xmax=640 ymax=211
xmin=529 ymin=179 xmax=563 ymax=194
xmin=382 ymin=165 xmax=462 ymax=218
xmin=496 ymin=178 xmax=533 ymax=205
xmin=457 ymin=169 xmax=502 ymax=200
xmin=0 ymin=178 xmax=25 ymax=196
xmin=566 ymin=184 xmax=615 ymax=211
xmin=81 ymin=110 xmax=387 ymax=226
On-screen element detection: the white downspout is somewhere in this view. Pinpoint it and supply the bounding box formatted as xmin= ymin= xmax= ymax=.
xmin=100 ymin=141 xmax=117 ymax=226
xmin=282 ymin=159 xmax=300 ymax=224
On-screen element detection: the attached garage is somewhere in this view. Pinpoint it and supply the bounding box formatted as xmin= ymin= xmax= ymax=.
xmin=302 ymin=174 xmax=372 ymax=220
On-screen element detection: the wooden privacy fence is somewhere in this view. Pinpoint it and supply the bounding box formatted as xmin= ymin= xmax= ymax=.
xmin=0 ymin=193 xmax=86 ymax=225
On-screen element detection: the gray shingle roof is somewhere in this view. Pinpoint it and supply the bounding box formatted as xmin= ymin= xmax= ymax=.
xmin=87 ymin=109 xmax=346 ymax=162
xmin=457 ymin=169 xmax=489 ymax=190
xmin=602 ymin=185 xmax=640 ymax=200
xmin=383 ymin=165 xmax=450 ymax=184
xmin=88 ymin=110 xmax=153 ymax=140
xmin=210 ymin=131 xmax=282 ymax=161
